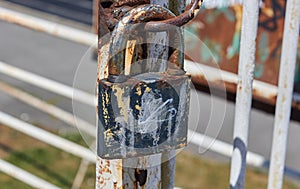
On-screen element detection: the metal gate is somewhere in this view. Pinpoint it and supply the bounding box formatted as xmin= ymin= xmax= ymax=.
xmin=0 ymin=0 xmax=299 ymax=188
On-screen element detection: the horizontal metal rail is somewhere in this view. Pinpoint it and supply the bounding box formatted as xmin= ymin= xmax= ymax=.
xmin=0 ymin=60 xmax=290 ymax=171
xmin=188 ymin=130 xmax=265 ymax=167
xmin=0 ymin=7 xmax=96 ymax=46
xmin=0 ymin=158 xmax=61 ymax=189
xmin=0 ymin=7 xmax=284 ymax=106
xmin=0 ymin=111 xmax=96 ymax=163
xmin=0 ymin=4 xmax=299 ymax=188
xmin=0 ymin=57 xmax=278 ymax=109
xmin=0 ymin=61 xmax=95 ymax=106
xmin=0 ymin=81 xmax=96 ymax=137
xmin=185 ymin=60 xmax=278 ymax=104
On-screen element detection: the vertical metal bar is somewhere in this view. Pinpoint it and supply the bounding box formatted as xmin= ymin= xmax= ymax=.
xmin=148 ymin=1 xmax=173 ymax=189
xmin=93 ymin=0 xmax=99 ymax=34
xmin=148 ymin=0 xmax=169 ymax=72
xmin=229 ymin=1 xmax=260 ymax=189
xmin=96 ymin=1 xmax=186 ymax=188
xmin=72 ymin=159 xmax=90 ymax=189
xmin=267 ymin=0 xmax=300 ymax=188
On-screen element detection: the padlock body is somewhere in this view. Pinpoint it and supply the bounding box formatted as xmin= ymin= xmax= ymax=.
xmin=98 ymin=73 xmax=191 ymax=159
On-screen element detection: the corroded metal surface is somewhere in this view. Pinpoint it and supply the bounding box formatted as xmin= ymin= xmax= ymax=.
xmin=98 ymin=73 xmax=190 ymax=159
xmin=93 ymin=0 xmax=300 ymax=108
xmin=107 ymin=5 xmax=175 ymax=76
xmin=185 ymin=0 xmax=300 ymax=87
xmin=97 ymin=1 xmax=191 ymax=188
xmin=98 ymin=4 xmax=191 ymax=159
xmin=145 ymin=0 xmax=203 ymax=31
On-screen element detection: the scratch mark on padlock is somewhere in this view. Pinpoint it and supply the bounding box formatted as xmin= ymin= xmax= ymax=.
xmin=137 ymin=91 xmax=177 ymax=134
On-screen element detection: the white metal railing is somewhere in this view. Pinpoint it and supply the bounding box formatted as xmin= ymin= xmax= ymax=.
xmin=229 ymin=0 xmax=260 ymax=188
xmin=268 ymin=0 xmax=300 ymax=188
xmin=0 ymin=81 xmax=96 ymax=137
xmin=0 ymin=111 xmax=96 ymax=163
xmin=0 ymin=61 xmax=95 ymax=106
xmin=229 ymin=0 xmax=300 ymax=189
xmin=0 ymin=159 xmax=61 ymax=189
xmin=0 ymin=7 xmax=96 ymax=46
xmin=0 ymin=0 xmax=299 ymax=188
xmin=0 ymin=6 xmax=288 ymax=105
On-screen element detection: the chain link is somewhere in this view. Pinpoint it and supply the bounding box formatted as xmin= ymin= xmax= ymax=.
xmin=100 ymin=0 xmax=202 ymax=32
xmin=145 ymin=0 xmax=203 ymax=31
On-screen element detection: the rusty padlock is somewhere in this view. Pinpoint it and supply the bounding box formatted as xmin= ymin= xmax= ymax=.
xmin=97 ymin=4 xmax=191 ymax=159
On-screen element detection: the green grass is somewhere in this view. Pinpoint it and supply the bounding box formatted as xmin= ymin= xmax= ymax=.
xmin=175 ymin=152 xmax=299 ymax=189
xmin=7 ymin=148 xmax=80 ymax=188
xmin=0 ymin=125 xmax=299 ymax=189
xmin=0 ymin=174 xmax=33 ymax=189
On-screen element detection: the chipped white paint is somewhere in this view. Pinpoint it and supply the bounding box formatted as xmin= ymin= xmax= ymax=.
xmin=267 ymin=0 xmax=300 ymax=188
xmin=229 ymin=0 xmax=260 ymax=188
xmin=96 ymin=157 xmax=123 ymax=188
xmin=98 ymin=43 xmax=109 ymax=80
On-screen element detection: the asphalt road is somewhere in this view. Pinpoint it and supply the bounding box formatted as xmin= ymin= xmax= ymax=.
xmin=3 ymin=0 xmax=93 ymax=25
xmin=0 ymin=8 xmax=300 ymax=179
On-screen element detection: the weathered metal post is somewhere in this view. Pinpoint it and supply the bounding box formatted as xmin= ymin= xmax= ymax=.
xmin=267 ymin=0 xmax=300 ymax=188
xmin=229 ymin=0 xmax=260 ymax=189
xmin=95 ymin=1 xmax=168 ymax=189
xmin=96 ymin=1 xmax=198 ymax=188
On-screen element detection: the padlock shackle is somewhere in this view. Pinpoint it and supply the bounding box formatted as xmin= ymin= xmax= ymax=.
xmin=108 ymin=4 xmax=185 ymax=80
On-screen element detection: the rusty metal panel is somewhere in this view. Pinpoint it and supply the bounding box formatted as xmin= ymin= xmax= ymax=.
xmin=93 ymin=0 xmax=300 ymax=106
xmin=185 ymin=0 xmax=300 ymax=96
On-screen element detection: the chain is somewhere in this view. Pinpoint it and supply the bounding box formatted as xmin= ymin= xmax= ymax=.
xmin=145 ymin=0 xmax=203 ymax=31
xmin=100 ymin=0 xmax=203 ymax=32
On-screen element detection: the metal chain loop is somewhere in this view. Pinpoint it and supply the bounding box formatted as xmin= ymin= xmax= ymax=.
xmin=100 ymin=0 xmax=203 ymax=32
xmin=145 ymin=0 xmax=203 ymax=31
